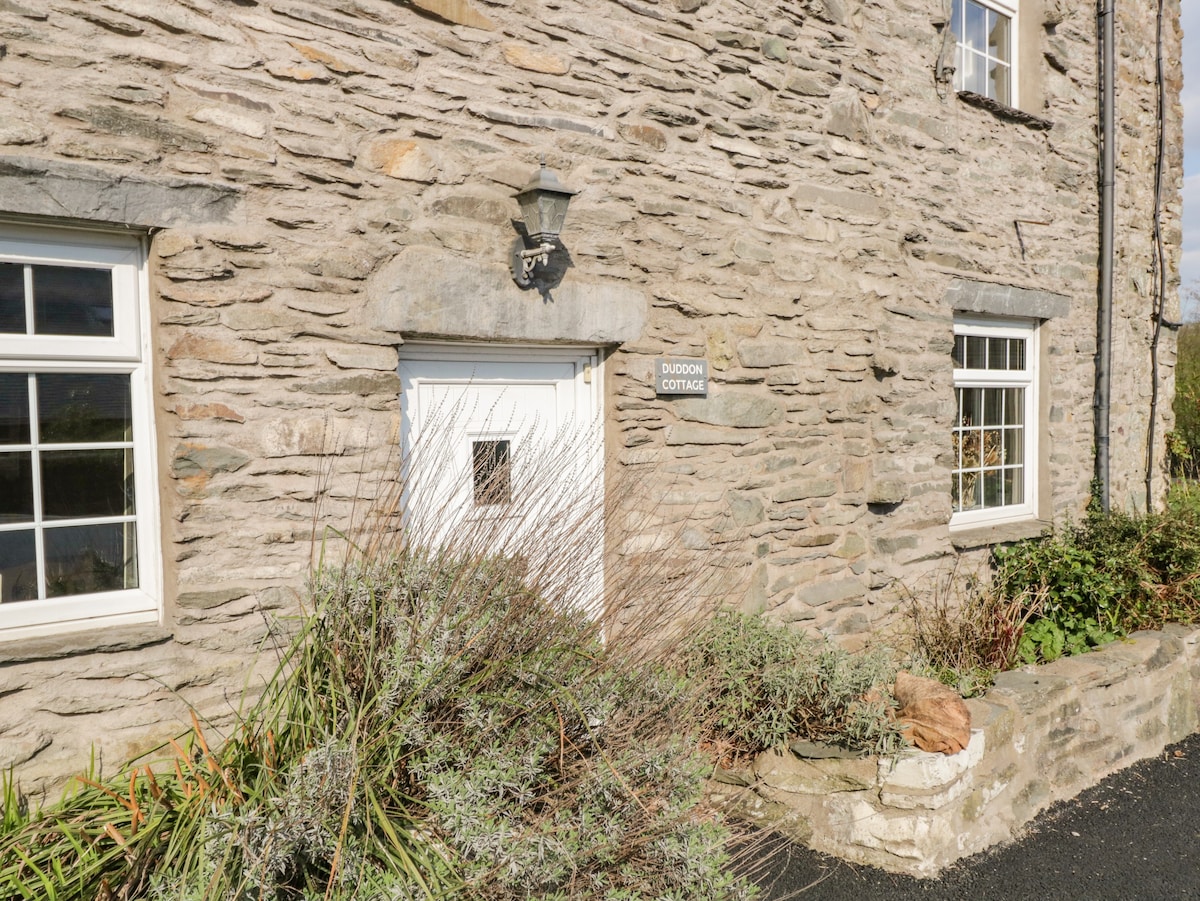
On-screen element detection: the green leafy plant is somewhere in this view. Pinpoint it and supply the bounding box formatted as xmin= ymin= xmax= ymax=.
xmin=993 ymin=530 xmax=1124 ymax=664
xmin=991 ymin=500 xmax=1200 ymax=665
xmin=1169 ymin=320 xmax=1200 ymax=478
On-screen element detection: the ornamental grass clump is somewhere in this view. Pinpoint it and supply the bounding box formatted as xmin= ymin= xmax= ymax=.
xmin=900 ymin=561 xmax=1033 ymax=697
xmin=0 ymin=431 xmax=757 ymax=901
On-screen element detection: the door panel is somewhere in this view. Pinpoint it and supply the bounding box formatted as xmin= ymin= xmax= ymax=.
xmin=398 ymin=347 xmax=602 ymax=614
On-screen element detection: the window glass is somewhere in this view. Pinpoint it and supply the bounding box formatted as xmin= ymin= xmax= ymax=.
xmin=0 ymin=374 xmax=30 ymax=444
xmin=964 ymin=0 xmax=986 ymax=52
xmin=987 ymin=8 xmax=1009 ymax=58
xmin=38 ymin=374 xmax=132 ymax=443
xmin=41 ymin=449 xmax=135 ymax=520
xmin=989 ymin=61 xmax=1011 ymax=106
xmin=31 ymin=265 xmax=114 ymax=337
xmin=0 ymin=529 xmax=37 ymax=602
xmin=0 ymin=453 xmax=34 ymax=524
xmin=964 ymin=335 xmax=987 ymax=369
xmin=44 ymin=523 xmax=137 ymax=598
xmin=0 ymin=263 xmax=25 ymax=334
xmin=472 ymin=439 xmax=512 ymax=506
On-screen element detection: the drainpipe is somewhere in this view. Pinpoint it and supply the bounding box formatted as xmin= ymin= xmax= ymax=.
xmin=1095 ymin=0 xmax=1115 ymax=512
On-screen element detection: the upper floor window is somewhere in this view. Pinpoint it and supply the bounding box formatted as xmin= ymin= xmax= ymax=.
xmin=951 ymin=316 xmax=1037 ymax=528
xmin=0 ymin=225 xmax=160 ymax=640
xmin=951 ymin=0 xmax=1016 ymax=106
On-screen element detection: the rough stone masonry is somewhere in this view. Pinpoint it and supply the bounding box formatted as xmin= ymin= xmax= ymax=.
xmin=0 ymin=0 xmax=1182 ymax=791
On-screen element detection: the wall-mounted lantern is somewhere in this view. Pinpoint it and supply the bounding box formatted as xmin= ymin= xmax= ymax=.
xmin=510 ymin=160 xmax=578 ymax=288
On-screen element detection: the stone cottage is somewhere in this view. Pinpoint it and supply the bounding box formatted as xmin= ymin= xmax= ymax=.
xmin=0 ymin=0 xmax=1182 ymax=789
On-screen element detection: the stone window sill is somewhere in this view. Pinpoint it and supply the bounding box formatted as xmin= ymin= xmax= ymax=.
xmin=0 ymin=624 xmax=174 ymax=665
xmin=956 ymin=91 xmax=1054 ymax=131
xmin=949 ymin=518 xmax=1052 ymax=550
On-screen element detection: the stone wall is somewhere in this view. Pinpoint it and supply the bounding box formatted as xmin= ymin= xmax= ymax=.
xmin=710 ymin=626 xmax=1200 ymax=876
xmin=0 ymin=0 xmax=1182 ymax=790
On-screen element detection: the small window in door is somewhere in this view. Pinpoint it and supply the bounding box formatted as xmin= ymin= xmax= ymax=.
xmin=472 ymin=439 xmax=512 ymax=506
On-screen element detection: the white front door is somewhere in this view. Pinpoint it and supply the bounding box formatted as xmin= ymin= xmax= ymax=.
xmin=397 ymin=344 xmax=603 ymax=613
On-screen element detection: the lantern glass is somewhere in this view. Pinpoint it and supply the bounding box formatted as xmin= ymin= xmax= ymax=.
xmin=514 ymin=163 xmax=577 ymax=243
xmin=517 ymin=191 xmax=569 ymax=242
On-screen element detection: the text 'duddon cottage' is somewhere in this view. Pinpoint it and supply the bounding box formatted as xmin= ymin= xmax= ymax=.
xmin=655 ymin=358 xmax=709 ymax=396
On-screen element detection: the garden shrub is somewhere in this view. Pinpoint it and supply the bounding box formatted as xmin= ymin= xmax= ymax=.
xmin=0 ymin=548 xmax=757 ymax=901
xmin=991 ymin=500 xmax=1200 ymax=665
xmin=679 ymin=612 xmax=905 ymax=762
xmin=1168 ymin=321 xmax=1200 ymax=478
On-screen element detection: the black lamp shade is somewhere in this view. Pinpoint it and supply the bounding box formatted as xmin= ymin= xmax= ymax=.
xmin=514 ymin=164 xmax=578 ymax=243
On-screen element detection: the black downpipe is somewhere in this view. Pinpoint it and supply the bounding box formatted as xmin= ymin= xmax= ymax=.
xmin=1096 ymin=0 xmax=1115 ymax=512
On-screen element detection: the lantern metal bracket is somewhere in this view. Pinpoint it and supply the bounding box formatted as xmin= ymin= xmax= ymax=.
xmin=509 ymin=158 xmax=577 ymax=289
xmin=511 ymin=238 xmax=557 ymax=288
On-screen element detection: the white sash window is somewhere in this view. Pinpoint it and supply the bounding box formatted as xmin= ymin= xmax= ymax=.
xmin=951 ymin=316 xmax=1037 ymax=528
xmin=0 ymin=226 xmax=160 ymax=640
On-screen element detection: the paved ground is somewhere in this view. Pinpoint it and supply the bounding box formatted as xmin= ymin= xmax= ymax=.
xmin=744 ymin=731 xmax=1200 ymax=901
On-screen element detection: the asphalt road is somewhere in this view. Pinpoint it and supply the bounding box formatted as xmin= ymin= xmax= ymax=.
xmin=744 ymin=730 xmax=1200 ymax=901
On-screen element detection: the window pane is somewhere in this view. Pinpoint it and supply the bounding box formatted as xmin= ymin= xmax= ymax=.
xmin=982 ymin=428 xmax=1003 ymax=466
xmin=960 ymin=386 xmax=981 ymax=426
xmin=964 ymin=0 xmax=987 ymax=52
xmin=0 ymin=374 xmax=30 ymax=444
xmin=1009 ymin=338 xmax=1026 ymax=370
xmin=951 ymin=0 xmax=962 ymax=40
xmin=987 ymin=337 xmax=1007 ymax=369
xmin=0 ymin=529 xmax=37 ymax=602
xmin=44 ymin=523 xmax=137 ymax=598
xmin=41 ymin=449 xmax=134 ymax=519
xmin=1005 ymin=387 xmax=1024 ymax=425
xmin=0 ymin=453 xmax=33 ymax=524
xmin=988 ymin=9 xmax=1010 ymax=61
xmin=963 ymin=49 xmax=987 ymax=95
xmin=1005 ymin=467 xmax=1024 ymax=505
xmin=1004 ymin=426 xmax=1024 ymax=465
xmin=31 ymin=265 xmax=114 ymax=337
xmin=989 ymin=60 xmax=1011 ymax=105
xmin=959 ymin=428 xmax=981 ymax=470
xmin=964 ymin=335 xmax=987 ymax=369
xmin=960 ymin=472 xmax=982 ymax=511
xmin=38 ymin=374 xmax=132 ymax=443
xmin=0 ymin=263 xmax=25 ymax=334
xmin=472 ymin=439 xmax=512 ymax=506
xmin=983 ymin=469 xmax=1003 ymax=508
xmin=953 ymin=335 xmax=965 ymax=368
xmin=983 ymin=389 xmax=1004 ymax=426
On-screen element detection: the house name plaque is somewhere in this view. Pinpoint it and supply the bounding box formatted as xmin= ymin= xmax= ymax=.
xmin=655 ymin=358 xmax=708 ymax=396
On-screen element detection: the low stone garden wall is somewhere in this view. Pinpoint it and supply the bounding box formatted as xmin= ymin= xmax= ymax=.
xmin=709 ymin=625 xmax=1200 ymax=876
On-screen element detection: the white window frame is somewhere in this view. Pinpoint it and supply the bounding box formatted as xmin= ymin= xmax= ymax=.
xmin=0 ymin=224 xmax=161 ymax=640
xmin=951 ymin=0 xmax=1019 ymax=108
xmin=950 ymin=315 xmax=1038 ymax=530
